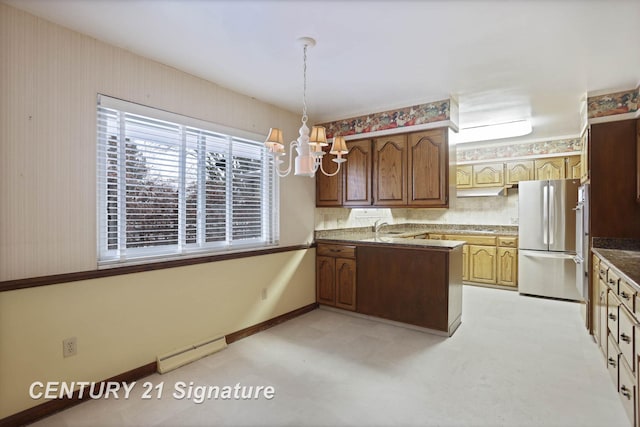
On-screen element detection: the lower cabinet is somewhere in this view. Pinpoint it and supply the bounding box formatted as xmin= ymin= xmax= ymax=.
xmin=316 ymin=244 xmax=356 ymax=311
xmin=594 ymin=252 xmax=639 ymax=427
xmin=497 ymin=247 xmax=517 ymax=287
xmin=429 ymin=233 xmax=517 ymax=288
xmin=462 ymin=245 xmax=469 ymax=282
xmin=468 ymin=245 xmax=497 ymax=284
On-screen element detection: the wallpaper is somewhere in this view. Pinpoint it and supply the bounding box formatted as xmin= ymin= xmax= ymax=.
xmin=588 ymin=87 xmax=639 ymax=119
xmin=317 ymin=99 xmax=450 ymax=139
xmin=456 ymin=138 xmax=581 ymax=162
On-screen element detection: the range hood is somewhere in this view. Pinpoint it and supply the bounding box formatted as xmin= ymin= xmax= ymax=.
xmin=456 ymin=187 xmax=507 ymax=198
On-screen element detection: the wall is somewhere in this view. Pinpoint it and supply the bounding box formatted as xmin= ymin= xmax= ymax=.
xmin=316 ymin=193 xmax=519 ymax=230
xmin=0 ymin=4 xmax=316 ymax=418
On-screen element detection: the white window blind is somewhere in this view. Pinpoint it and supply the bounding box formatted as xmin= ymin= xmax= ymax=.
xmin=96 ymin=95 xmax=278 ymax=265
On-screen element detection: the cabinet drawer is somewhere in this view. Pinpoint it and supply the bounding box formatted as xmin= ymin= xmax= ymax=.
xmin=599 ymin=263 xmax=608 ymax=281
xmin=618 ymin=358 xmax=636 ymax=425
xmin=497 ymin=237 xmax=517 ymax=247
xmin=607 ymin=290 xmax=619 ymax=338
xmin=618 ymin=279 xmax=635 ymax=313
xmin=607 ymin=268 xmax=620 ymax=292
xmin=317 ymin=244 xmax=356 ymax=258
xmin=428 ymin=234 xmax=444 ymax=240
xmin=444 ymin=235 xmax=497 ymax=246
xmin=618 ymin=306 xmax=635 ymax=370
xmin=607 ymin=332 xmax=620 ymax=389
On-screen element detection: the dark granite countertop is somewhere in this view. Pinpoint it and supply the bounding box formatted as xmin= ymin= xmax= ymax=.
xmin=592 ymin=248 xmax=640 ymax=288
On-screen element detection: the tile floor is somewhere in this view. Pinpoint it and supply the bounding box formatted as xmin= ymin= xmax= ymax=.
xmin=33 ymin=286 xmax=630 ymax=426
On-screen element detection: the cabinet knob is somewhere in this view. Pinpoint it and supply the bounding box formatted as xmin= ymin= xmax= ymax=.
xmin=621 ymin=333 xmax=631 ymax=343
xmin=621 ymin=385 xmax=632 ymax=399
xmin=608 ymin=313 xmax=617 ymax=321
xmin=620 ymin=291 xmax=630 ymax=300
xmin=608 ymin=278 xmax=616 ymax=284
xmin=608 ymin=357 xmax=617 ymax=367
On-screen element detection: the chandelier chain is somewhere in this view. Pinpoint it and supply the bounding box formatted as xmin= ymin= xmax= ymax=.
xmin=301 ymin=43 xmax=308 ymax=124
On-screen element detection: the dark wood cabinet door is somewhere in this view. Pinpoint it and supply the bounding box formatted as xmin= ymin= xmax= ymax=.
xmin=343 ymin=139 xmax=373 ymax=206
xmin=316 ymin=256 xmax=336 ymax=306
xmin=636 ymin=118 xmax=639 ymax=203
xmin=316 ymin=147 xmax=342 ymax=207
xmin=335 ymin=258 xmax=356 ymax=311
xmin=373 ymin=135 xmax=407 ymax=206
xmin=408 ymin=129 xmax=447 ymax=206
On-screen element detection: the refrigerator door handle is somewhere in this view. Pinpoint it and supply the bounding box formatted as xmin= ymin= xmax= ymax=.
xmin=548 ymin=183 xmax=555 ymax=245
xmin=521 ymin=250 xmax=577 ymax=260
xmin=543 ymin=185 xmax=548 ymax=245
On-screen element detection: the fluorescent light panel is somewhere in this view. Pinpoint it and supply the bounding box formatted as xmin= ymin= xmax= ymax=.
xmin=457 ymin=119 xmax=532 ymax=144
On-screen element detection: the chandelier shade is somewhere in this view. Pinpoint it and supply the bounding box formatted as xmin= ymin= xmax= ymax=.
xmin=264 ymin=37 xmax=347 ymax=178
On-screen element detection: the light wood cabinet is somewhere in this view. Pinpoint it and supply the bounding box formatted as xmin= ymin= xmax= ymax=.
xmin=505 ymin=160 xmax=534 ymax=184
xmin=315 ymin=146 xmax=342 ymax=207
xmin=342 ymin=139 xmax=372 ymax=207
xmin=594 ymin=251 xmax=640 ymax=427
xmin=373 ymin=135 xmax=407 ymax=206
xmin=534 ymin=157 xmax=566 ymax=180
xmin=472 ymin=162 xmax=504 ymax=187
xmin=456 ymin=165 xmax=472 ymax=188
xmin=316 ymin=244 xmax=356 ymax=311
xmin=468 ymin=245 xmax=497 ymax=284
xmin=408 ymin=129 xmax=448 ymax=206
xmin=462 ymin=244 xmax=469 ymax=281
xmin=566 ymin=155 xmax=581 ymax=180
xmin=497 ymin=247 xmax=517 ymax=287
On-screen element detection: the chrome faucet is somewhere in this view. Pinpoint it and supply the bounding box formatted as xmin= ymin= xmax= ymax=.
xmin=373 ymin=219 xmax=389 ymax=233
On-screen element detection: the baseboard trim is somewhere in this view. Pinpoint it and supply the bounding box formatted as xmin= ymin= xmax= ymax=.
xmin=1 ymin=303 xmax=318 ymax=426
xmin=226 ymin=302 xmax=318 ymax=344
xmin=0 ymin=362 xmax=157 ymax=427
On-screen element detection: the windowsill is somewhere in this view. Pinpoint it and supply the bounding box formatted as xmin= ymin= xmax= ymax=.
xmin=0 ymin=244 xmax=313 ymax=293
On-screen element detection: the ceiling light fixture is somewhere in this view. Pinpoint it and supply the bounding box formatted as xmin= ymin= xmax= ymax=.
xmin=456 ymin=119 xmax=532 ymax=144
xmin=264 ymin=37 xmax=347 ymax=177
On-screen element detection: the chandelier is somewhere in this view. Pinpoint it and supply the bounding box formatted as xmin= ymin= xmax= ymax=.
xmin=264 ymin=37 xmax=348 ymax=177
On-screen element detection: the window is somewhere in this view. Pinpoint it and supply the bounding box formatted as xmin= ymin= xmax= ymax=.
xmin=97 ymin=95 xmax=278 ymax=265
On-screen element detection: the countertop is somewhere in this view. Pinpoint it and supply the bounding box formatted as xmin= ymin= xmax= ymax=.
xmin=317 ymin=234 xmax=465 ymax=250
xmin=592 ymin=247 xmax=640 ymax=288
xmin=315 ymin=223 xmax=516 ymax=249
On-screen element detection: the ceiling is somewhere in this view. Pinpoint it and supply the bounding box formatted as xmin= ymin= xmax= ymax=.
xmin=5 ymin=0 xmax=640 ymax=145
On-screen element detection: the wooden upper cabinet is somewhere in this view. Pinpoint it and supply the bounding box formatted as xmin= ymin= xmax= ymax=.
xmin=472 ymin=162 xmax=504 ymax=187
xmin=373 ymin=135 xmax=408 ymax=206
xmin=505 ymin=160 xmax=534 ymax=184
xmin=566 ymin=156 xmax=581 ymax=180
xmin=636 ymin=119 xmax=640 ymax=203
xmin=534 ymin=157 xmax=566 ymax=180
xmin=581 ymin=130 xmax=590 ymax=183
xmin=343 ymin=139 xmax=372 ymax=206
xmin=408 ymin=129 xmax=447 ymax=206
xmin=316 ymin=147 xmax=342 ymax=207
xmin=456 ymin=165 xmax=472 ymax=188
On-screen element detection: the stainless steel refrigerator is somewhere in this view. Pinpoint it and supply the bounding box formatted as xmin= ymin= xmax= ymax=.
xmin=518 ymin=179 xmax=582 ymax=301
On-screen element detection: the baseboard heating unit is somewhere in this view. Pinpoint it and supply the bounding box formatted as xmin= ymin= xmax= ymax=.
xmin=157 ymin=335 xmax=227 ymax=374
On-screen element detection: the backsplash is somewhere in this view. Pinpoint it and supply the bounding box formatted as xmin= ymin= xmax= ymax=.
xmin=315 ymin=192 xmax=519 ymax=230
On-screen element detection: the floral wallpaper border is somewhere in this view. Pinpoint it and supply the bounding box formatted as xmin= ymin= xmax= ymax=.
xmin=456 ymin=138 xmax=581 ymax=162
xmin=317 ymin=99 xmax=450 ymax=139
xmin=588 ymin=87 xmax=639 ymax=119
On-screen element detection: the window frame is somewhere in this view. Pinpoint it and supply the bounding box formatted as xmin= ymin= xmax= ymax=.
xmin=96 ymin=95 xmax=279 ymax=267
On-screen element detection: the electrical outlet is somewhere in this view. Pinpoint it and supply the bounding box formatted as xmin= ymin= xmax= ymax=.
xmin=63 ymin=337 xmax=77 ymax=358
xmin=261 ymin=288 xmax=268 ymax=300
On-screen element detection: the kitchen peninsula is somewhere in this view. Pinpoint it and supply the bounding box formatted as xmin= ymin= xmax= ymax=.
xmin=315 ymin=229 xmax=464 ymax=336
